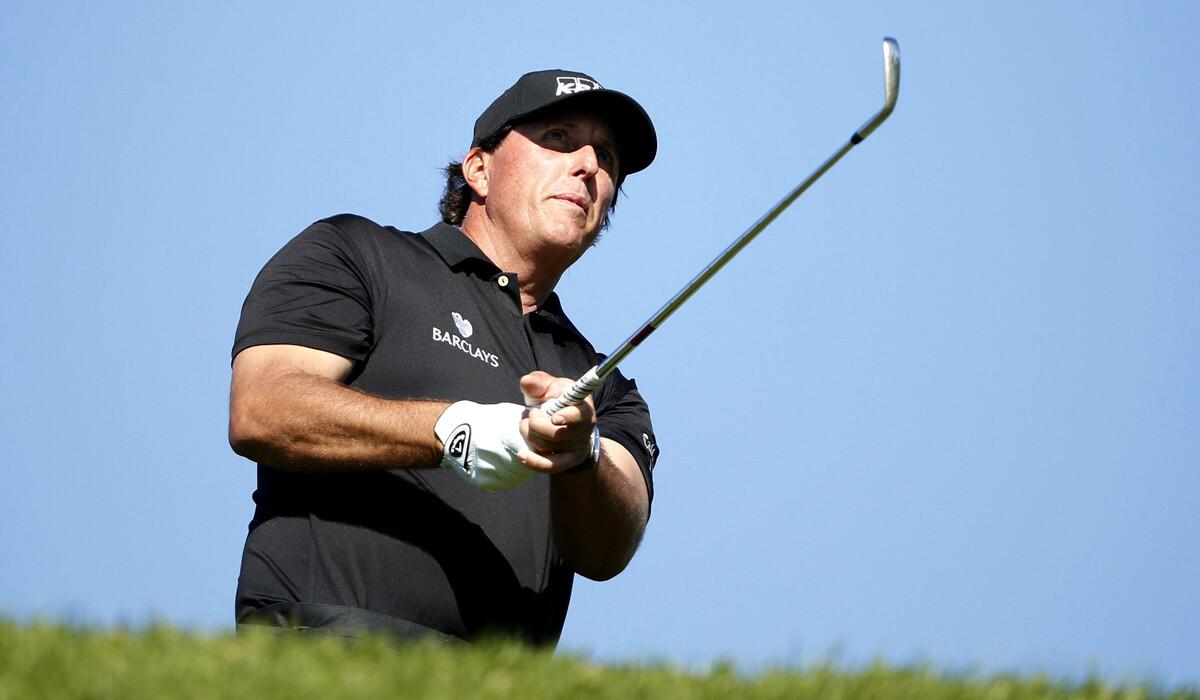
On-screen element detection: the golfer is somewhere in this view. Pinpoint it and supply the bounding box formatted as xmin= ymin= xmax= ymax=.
xmin=228 ymin=69 xmax=660 ymax=644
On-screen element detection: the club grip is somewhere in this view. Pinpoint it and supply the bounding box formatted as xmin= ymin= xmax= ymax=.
xmin=541 ymin=366 xmax=603 ymax=416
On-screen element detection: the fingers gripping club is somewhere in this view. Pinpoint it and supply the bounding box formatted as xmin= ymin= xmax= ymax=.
xmin=541 ymin=366 xmax=603 ymax=415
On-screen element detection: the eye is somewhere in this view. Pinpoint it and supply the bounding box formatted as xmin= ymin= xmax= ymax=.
xmin=594 ymin=145 xmax=619 ymax=177
xmin=544 ymin=128 xmax=568 ymax=142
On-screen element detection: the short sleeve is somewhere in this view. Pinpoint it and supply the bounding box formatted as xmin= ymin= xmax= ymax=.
xmin=593 ymin=368 xmax=660 ymax=509
xmin=233 ymin=221 xmax=377 ymax=363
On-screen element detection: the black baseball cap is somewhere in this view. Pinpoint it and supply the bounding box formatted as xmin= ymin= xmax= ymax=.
xmin=472 ymin=69 xmax=657 ymax=176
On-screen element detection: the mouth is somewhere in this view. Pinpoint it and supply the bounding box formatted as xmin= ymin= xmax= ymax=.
xmin=551 ymin=193 xmax=590 ymax=215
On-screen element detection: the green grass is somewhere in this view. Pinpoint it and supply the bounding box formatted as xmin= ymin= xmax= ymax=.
xmin=0 ymin=620 xmax=1194 ymax=700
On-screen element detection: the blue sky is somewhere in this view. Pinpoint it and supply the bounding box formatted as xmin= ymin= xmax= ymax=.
xmin=2 ymin=1 xmax=1197 ymax=687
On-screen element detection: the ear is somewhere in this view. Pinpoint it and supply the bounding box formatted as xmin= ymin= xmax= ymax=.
xmin=462 ymin=146 xmax=491 ymax=199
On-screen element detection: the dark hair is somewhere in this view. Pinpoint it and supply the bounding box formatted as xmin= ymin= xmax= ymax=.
xmin=438 ymin=125 xmax=620 ymax=230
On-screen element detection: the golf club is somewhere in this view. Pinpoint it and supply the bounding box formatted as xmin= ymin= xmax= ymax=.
xmin=543 ymin=37 xmax=901 ymax=416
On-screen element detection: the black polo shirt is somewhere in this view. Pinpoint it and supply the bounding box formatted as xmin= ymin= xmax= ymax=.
xmin=231 ymin=214 xmax=659 ymax=644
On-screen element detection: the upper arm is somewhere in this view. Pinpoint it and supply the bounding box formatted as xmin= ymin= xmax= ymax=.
xmin=601 ymin=437 xmax=650 ymax=523
xmin=594 ymin=369 xmax=660 ymax=511
xmin=232 ymin=344 xmax=354 ymax=388
xmin=231 ymin=220 xmax=378 ymax=366
xmin=228 ymin=344 xmax=354 ymax=445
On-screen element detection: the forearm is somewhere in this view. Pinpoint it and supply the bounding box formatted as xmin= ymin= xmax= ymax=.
xmin=229 ymin=368 xmax=447 ymax=473
xmin=550 ymin=439 xmax=649 ymax=580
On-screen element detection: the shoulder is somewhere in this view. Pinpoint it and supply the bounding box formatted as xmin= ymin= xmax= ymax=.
xmin=280 ymin=214 xmax=435 ymax=270
xmin=317 ymin=213 xmax=390 ymax=236
xmin=301 ymin=213 xmax=399 ymax=248
xmin=310 ymin=214 xmax=434 ymax=254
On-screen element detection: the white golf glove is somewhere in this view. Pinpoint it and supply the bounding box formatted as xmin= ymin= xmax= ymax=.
xmin=434 ymin=400 xmax=534 ymax=493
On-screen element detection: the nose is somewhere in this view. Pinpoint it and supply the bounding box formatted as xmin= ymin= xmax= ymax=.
xmin=570 ymin=144 xmax=600 ymax=178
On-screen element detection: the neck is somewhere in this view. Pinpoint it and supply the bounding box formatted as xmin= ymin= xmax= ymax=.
xmin=460 ymin=210 xmax=577 ymax=315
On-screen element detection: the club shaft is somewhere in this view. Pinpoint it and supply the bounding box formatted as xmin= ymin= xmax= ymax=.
xmin=542 ymin=38 xmax=900 ymax=416
xmin=543 ymin=139 xmax=858 ymax=417
xmin=603 ymin=137 xmax=858 ymax=376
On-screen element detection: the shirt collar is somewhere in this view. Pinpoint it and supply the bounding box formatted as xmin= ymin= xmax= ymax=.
xmin=419 ymin=221 xmax=499 ymax=273
xmin=418 ymin=221 xmax=590 ymax=345
xmin=530 ymin=290 xmax=592 ymax=347
xmin=534 ymin=291 xmax=569 ymax=326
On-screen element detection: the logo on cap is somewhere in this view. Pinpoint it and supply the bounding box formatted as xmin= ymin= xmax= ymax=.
xmin=556 ymin=76 xmax=603 ymax=96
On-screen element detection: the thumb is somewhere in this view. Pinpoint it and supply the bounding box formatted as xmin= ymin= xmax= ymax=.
xmin=519 ymin=371 xmax=557 ymax=406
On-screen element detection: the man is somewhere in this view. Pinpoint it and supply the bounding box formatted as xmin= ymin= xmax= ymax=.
xmin=228 ymin=69 xmax=660 ymax=645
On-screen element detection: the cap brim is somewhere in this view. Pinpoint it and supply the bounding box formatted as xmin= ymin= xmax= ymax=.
xmin=554 ymin=89 xmax=656 ymax=176
xmin=495 ymin=89 xmax=655 ymax=178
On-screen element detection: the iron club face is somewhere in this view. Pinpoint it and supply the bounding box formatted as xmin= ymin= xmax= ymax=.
xmin=853 ymin=37 xmax=901 ymax=143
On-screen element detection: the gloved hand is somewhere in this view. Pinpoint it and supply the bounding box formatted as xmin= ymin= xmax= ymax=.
xmin=434 ymin=400 xmax=534 ymax=493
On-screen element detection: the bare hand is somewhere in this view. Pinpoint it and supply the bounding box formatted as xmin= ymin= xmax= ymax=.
xmin=517 ymin=371 xmax=597 ymax=473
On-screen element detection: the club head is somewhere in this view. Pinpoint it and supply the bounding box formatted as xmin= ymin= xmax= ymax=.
xmin=882 ymin=37 xmax=900 ymax=114
xmin=853 ymin=37 xmax=901 ymax=142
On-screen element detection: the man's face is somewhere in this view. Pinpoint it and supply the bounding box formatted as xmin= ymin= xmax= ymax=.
xmin=479 ymin=111 xmax=620 ymax=257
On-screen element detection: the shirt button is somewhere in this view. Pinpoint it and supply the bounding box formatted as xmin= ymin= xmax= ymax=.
xmin=497 ymin=275 xmax=509 ymax=287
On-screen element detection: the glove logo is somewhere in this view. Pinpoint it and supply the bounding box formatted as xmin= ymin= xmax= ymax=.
xmin=447 ymin=424 xmax=472 ymax=473
xmin=452 ymin=312 xmax=473 ymax=338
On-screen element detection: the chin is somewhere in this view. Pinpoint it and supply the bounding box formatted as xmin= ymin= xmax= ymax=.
xmin=542 ymin=223 xmax=594 ymax=250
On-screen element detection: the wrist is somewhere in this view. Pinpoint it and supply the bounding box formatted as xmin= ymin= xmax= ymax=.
xmin=564 ymin=426 xmax=602 ymax=473
xmin=434 ymin=400 xmax=533 ymax=492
